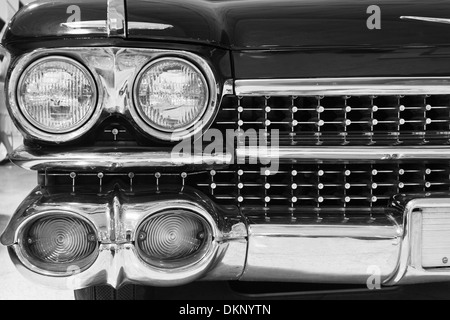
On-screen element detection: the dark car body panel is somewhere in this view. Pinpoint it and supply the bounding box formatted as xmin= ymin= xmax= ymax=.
xmin=127 ymin=0 xmax=450 ymax=78
xmin=127 ymin=0 xmax=450 ymax=49
xmin=4 ymin=0 xmax=450 ymax=78
xmin=232 ymin=47 xmax=450 ymax=79
xmin=3 ymin=0 xmax=108 ymax=44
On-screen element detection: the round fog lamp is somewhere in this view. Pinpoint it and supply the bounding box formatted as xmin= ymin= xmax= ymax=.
xmin=20 ymin=214 xmax=98 ymax=274
xmin=136 ymin=210 xmax=213 ymax=269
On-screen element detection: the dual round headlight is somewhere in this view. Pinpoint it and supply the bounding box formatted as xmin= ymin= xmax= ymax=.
xmin=17 ymin=57 xmax=97 ymax=134
xmin=134 ymin=58 xmax=210 ymax=133
xmin=16 ymin=55 xmax=215 ymax=141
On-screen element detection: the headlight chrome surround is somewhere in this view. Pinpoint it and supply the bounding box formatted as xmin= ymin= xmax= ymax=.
xmin=132 ymin=56 xmax=219 ymax=142
xmin=16 ymin=56 xmax=98 ymax=134
xmin=8 ymin=53 xmax=103 ymax=143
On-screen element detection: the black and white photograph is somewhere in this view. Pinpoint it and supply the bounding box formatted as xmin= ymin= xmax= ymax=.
xmin=2 ymin=0 xmax=450 ymax=303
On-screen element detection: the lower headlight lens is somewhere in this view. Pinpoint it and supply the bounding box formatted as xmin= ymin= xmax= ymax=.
xmin=17 ymin=56 xmax=97 ymax=133
xmin=20 ymin=214 xmax=98 ymax=274
xmin=134 ymin=57 xmax=209 ymax=132
xmin=136 ymin=210 xmax=212 ymax=269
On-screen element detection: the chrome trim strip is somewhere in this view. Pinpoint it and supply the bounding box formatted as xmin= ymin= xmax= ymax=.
xmin=400 ymin=16 xmax=450 ymax=25
xmin=60 ymin=21 xmax=108 ymax=34
xmin=12 ymin=145 xmax=450 ymax=171
xmin=250 ymin=224 xmax=403 ymax=239
xmin=10 ymin=146 xmax=233 ymax=171
xmin=235 ymin=78 xmax=450 ymax=96
xmin=128 ymin=22 xmax=174 ymax=31
xmin=107 ymin=0 xmax=126 ymax=38
xmin=223 ymin=79 xmax=235 ymax=96
xmin=237 ymin=146 xmax=450 ymax=162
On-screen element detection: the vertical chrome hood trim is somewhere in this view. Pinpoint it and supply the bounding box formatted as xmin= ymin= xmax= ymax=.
xmin=107 ymin=0 xmax=126 ymax=38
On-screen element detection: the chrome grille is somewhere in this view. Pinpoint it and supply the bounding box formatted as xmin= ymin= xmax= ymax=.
xmin=196 ymin=162 xmax=450 ymax=221
xmin=216 ymin=95 xmax=450 ymax=146
xmin=40 ymin=161 xmax=450 ymax=222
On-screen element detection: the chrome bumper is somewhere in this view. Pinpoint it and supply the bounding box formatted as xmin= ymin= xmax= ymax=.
xmin=10 ymin=145 xmax=450 ymax=172
xmin=3 ymin=185 xmax=450 ymax=290
xmin=243 ymin=221 xmax=402 ymax=285
xmin=9 ymin=145 xmax=232 ymax=171
xmin=1 ymin=187 xmax=248 ymax=289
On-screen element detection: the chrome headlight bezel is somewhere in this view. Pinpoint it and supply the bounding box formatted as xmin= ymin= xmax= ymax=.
xmin=131 ymin=56 xmax=219 ymax=142
xmin=8 ymin=53 xmax=102 ymax=143
xmin=16 ymin=56 xmax=98 ymax=134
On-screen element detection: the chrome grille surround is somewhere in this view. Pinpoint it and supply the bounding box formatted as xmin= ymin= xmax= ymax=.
xmin=218 ymin=78 xmax=450 ymax=146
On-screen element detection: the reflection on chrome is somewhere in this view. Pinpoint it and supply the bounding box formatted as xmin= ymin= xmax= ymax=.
xmin=235 ymin=78 xmax=450 ymax=97
xmin=60 ymin=21 xmax=108 ymax=34
xmin=128 ymin=22 xmax=174 ymax=30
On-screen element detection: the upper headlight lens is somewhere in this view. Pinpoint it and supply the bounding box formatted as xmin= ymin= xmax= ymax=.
xmin=17 ymin=57 xmax=97 ymax=133
xmin=134 ymin=57 xmax=209 ymax=132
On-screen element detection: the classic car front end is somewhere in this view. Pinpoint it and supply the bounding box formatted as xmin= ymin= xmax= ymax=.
xmin=2 ymin=0 xmax=450 ymax=299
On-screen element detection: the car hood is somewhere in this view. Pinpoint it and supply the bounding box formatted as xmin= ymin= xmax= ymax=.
xmin=4 ymin=0 xmax=450 ymax=78
xmin=126 ymin=0 xmax=450 ymax=49
xmin=127 ymin=0 xmax=450 ymax=78
xmin=4 ymin=0 xmax=450 ymax=49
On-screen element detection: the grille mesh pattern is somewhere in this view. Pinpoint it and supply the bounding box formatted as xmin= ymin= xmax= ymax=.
xmin=195 ymin=162 xmax=450 ymax=220
xmin=40 ymin=162 xmax=450 ymax=221
xmin=38 ymin=86 xmax=450 ymax=222
xmin=216 ymin=95 xmax=450 ymax=146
